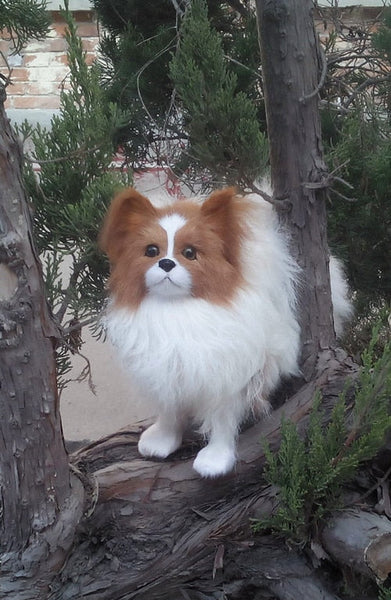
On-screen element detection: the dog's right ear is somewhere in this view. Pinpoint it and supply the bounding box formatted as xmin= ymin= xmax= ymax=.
xmin=99 ymin=187 xmax=157 ymax=263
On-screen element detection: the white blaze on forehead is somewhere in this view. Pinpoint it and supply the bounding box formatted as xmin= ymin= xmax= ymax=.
xmin=159 ymin=213 xmax=187 ymax=258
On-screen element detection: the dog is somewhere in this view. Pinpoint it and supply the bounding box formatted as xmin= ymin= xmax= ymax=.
xmin=100 ymin=187 xmax=351 ymax=478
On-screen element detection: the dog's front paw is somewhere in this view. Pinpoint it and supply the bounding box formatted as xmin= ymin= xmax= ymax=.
xmin=138 ymin=422 xmax=182 ymax=458
xmin=193 ymin=444 xmax=236 ymax=478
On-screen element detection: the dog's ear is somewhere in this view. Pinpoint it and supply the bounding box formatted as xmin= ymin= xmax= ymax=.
xmin=201 ymin=187 xmax=237 ymax=218
xmin=201 ymin=188 xmax=244 ymax=267
xmin=99 ymin=188 xmax=157 ymax=263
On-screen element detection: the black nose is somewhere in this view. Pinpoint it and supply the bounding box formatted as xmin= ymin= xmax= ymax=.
xmin=159 ymin=258 xmax=176 ymax=272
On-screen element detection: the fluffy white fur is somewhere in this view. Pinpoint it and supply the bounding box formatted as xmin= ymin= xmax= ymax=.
xmin=104 ymin=193 xmax=351 ymax=478
xmin=144 ymin=214 xmax=193 ymax=298
xmin=329 ymin=255 xmax=353 ymax=337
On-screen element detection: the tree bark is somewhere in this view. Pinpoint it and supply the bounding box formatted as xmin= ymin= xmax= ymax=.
xmin=322 ymin=510 xmax=391 ymax=582
xmin=256 ymin=0 xmax=335 ymax=379
xmin=44 ymin=351 xmax=372 ymax=600
xmin=0 ymin=84 xmax=83 ymax=596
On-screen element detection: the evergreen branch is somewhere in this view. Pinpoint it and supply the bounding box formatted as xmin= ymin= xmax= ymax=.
xmin=55 ymin=258 xmax=86 ymax=324
xmin=343 ymin=75 xmax=391 ymax=110
xmin=170 ymin=0 xmax=268 ymax=187
xmin=244 ymin=181 xmax=275 ymax=206
xmin=63 ymin=316 xmax=98 ymax=335
xmin=18 ymin=1 xmax=131 ymax=390
xmin=328 ymin=187 xmax=357 ymax=203
xmin=59 ymin=337 xmax=97 ymax=397
xmin=169 ymin=0 xmax=189 ymax=18
xmin=0 ymin=0 xmax=51 ymax=55
xmin=0 ymin=50 xmax=12 ymax=87
xmin=347 ymin=463 xmax=391 ymax=508
xmin=135 ymin=38 xmax=177 ymax=127
xmin=26 ymin=143 xmax=106 ymax=165
xmin=253 ymin=325 xmax=391 ymax=542
xmin=223 ymin=54 xmax=261 ymax=79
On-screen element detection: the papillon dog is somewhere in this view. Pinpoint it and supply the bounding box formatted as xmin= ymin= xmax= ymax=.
xmin=100 ymin=187 xmax=351 ymax=478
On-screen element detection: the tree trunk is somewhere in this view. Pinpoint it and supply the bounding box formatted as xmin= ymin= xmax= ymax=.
xmin=256 ymin=0 xmax=335 ymax=379
xmin=0 ymin=84 xmax=84 ymax=597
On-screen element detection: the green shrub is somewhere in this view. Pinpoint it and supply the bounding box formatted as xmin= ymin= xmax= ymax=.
xmin=17 ymin=1 xmax=131 ymax=386
xmin=253 ymin=325 xmax=391 ymax=542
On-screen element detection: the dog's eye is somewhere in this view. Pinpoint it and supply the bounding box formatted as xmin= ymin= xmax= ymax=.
xmin=182 ymin=246 xmax=197 ymax=260
xmin=145 ymin=244 xmax=160 ymax=258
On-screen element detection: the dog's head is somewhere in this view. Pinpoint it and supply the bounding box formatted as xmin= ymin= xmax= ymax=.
xmin=100 ymin=187 xmax=248 ymax=308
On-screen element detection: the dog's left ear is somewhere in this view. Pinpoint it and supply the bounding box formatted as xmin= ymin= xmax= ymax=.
xmin=201 ymin=187 xmax=237 ymax=219
xmin=201 ymin=188 xmax=243 ymax=267
xmin=99 ymin=187 xmax=157 ymax=263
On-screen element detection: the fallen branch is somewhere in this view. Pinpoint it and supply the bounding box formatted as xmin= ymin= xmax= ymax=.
xmin=322 ymin=509 xmax=391 ymax=582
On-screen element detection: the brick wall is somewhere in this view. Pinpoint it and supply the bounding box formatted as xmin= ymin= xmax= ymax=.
xmin=0 ymin=10 xmax=99 ymax=112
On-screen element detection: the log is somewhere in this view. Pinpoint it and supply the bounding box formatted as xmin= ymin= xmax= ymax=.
xmin=322 ymin=510 xmax=391 ymax=582
xmin=45 ymin=349 xmax=376 ymax=600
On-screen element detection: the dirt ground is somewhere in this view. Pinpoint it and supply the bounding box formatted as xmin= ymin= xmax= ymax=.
xmin=60 ymin=329 xmax=153 ymax=443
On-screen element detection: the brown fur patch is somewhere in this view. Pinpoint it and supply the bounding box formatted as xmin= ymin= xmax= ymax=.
xmin=99 ymin=188 xmax=157 ymax=263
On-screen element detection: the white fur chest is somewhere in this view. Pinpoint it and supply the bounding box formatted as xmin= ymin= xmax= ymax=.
xmin=105 ymin=292 xmax=270 ymax=414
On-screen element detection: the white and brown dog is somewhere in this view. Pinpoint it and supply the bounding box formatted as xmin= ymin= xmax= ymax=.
xmin=100 ymin=187 xmax=351 ymax=478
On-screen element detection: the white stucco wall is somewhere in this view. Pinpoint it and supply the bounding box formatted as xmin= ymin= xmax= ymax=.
xmin=46 ymin=0 xmax=93 ymax=10
xmin=319 ymin=1 xmax=386 ymax=5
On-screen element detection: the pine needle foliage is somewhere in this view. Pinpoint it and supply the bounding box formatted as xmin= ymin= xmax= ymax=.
xmin=17 ymin=0 xmax=130 ymax=385
xmin=253 ymin=325 xmax=391 ymax=542
xmin=96 ymin=17 xmax=177 ymax=164
xmin=92 ymin=0 xmax=263 ymax=174
xmin=326 ymin=110 xmax=391 ymax=315
xmin=372 ymin=8 xmax=391 ymax=65
xmin=379 ymin=585 xmax=391 ymax=600
xmin=0 ymin=0 xmax=50 ymax=55
xmin=324 ymin=10 xmax=391 ymax=320
xmin=169 ymin=0 xmax=268 ymax=188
